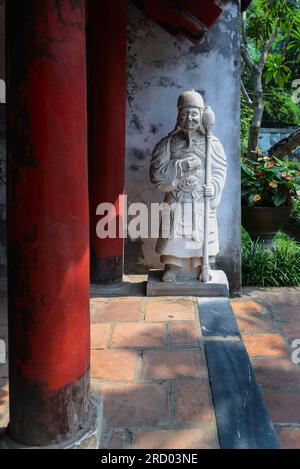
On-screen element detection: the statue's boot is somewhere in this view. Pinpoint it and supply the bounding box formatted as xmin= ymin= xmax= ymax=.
xmin=162 ymin=265 xmax=177 ymax=283
xmin=162 ymin=264 xmax=201 ymax=282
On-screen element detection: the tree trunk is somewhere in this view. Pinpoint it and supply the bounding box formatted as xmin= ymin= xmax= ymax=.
xmin=268 ymin=127 xmax=300 ymax=159
xmin=248 ymin=71 xmax=264 ymax=158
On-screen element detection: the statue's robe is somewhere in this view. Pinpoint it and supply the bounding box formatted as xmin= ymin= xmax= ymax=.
xmin=150 ymin=130 xmax=227 ymax=268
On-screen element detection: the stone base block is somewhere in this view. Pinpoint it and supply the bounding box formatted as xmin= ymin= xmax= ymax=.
xmin=0 ymin=396 xmax=103 ymax=449
xmin=147 ymin=269 xmax=229 ymax=297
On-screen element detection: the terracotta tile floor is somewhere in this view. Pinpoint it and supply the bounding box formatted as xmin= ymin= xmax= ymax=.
xmin=90 ymin=293 xmax=219 ymax=449
xmin=0 ymin=280 xmax=219 ymax=449
xmin=231 ymin=286 xmax=300 ymax=449
xmin=1 ymin=280 xmax=300 ymax=449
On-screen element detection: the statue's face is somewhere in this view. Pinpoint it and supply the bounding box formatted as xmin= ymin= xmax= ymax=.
xmin=178 ymin=107 xmax=201 ymax=130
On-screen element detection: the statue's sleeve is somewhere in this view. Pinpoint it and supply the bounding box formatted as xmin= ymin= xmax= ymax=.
xmin=150 ymin=137 xmax=182 ymax=192
xmin=210 ymin=137 xmax=227 ymax=210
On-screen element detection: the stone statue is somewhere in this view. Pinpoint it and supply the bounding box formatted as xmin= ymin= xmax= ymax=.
xmin=150 ymin=90 xmax=227 ymax=283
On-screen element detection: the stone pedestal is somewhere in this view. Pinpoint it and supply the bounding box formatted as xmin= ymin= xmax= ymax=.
xmin=0 ymin=397 xmax=103 ymax=449
xmin=147 ymin=269 xmax=229 ymax=297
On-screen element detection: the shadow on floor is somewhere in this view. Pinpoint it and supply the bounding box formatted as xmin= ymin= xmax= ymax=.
xmin=90 ymin=281 xmax=147 ymax=298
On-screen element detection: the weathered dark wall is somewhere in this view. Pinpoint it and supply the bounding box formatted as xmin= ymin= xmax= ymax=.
xmin=0 ymin=0 xmax=4 ymax=82
xmin=0 ymin=104 xmax=5 ymax=273
xmin=0 ymin=2 xmax=5 ymax=271
xmin=125 ymin=0 xmax=241 ymax=295
xmin=0 ymin=0 xmax=5 ymax=103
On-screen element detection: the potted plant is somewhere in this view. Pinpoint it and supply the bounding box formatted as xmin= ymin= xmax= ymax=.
xmin=241 ymin=153 xmax=300 ymax=247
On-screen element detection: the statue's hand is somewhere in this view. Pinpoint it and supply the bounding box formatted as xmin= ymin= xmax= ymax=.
xmin=182 ymin=156 xmax=201 ymax=172
xmin=204 ymin=185 xmax=214 ymax=198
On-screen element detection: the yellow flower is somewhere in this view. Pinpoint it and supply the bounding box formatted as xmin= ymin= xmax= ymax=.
xmin=258 ymin=155 xmax=271 ymax=161
xmin=269 ymin=181 xmax=278 ymax=188
xmin=254 ymin=194 xmax=261 ymax=201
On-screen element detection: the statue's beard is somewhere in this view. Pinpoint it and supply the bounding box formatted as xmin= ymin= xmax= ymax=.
xmin=170 ymin=122 xmax=206 ymax=136
xmin=180 ymin=120 xmax=200 ymax=130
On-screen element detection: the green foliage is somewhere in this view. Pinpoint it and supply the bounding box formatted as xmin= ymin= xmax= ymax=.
xmin=286 ymin=26 xmax=300 ymax=62
xmin=284 ymin=197 xmax=300 ymax=233
xmin=290 ymin=198 xmax=300 ymax=230
xmin=241 ymin=155 xmax=300 ymax=207
xmin=291 ymin=198 xmax=300 ymax=218
xmin=241 ymin=226 xmax=252 ymax=247
xmin=242 ymin=230 xmax=300 ymax=287
xmin=243 ymin=0 xmax=300 ymax=87
xmin=263 ymin=88 xmax=300 ymax=124
xmin=241 ymin=0 xmax=300 ymax=157
xmin=264 ymin=54 xmax=291 ymax=88
xmin=241 ymin=94 xmax=254 ymax=156
xmin=247 ymin=0 xmax=287 ymax=44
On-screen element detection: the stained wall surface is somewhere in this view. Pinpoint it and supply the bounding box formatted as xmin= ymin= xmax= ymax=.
xmin=0 ymin=1 xmax=5 ymax=271
xmin=125 ymin=0 xmax=241 ymax=295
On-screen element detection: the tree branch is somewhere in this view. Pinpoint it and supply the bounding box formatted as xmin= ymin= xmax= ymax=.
xmin=241 ymin=43 xmax=257 ymax=75
xmin=258 ymin=23 xmax=280 ymax=72
xmin=241 ymin=80 xmax=253 ymax=107
xmin=268 ymin=127 xmax=300 ymax=159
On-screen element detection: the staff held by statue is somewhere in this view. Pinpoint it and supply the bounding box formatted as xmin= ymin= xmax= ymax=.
xmin=202 ymin=105 xmax=215 ymax=283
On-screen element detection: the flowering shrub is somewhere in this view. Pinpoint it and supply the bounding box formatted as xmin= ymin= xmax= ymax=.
xmin=241 ymin=154 xmax=300 ymax=207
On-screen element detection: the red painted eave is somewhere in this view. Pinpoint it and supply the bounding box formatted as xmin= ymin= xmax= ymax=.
xmin=133 ymin=0 xmax=224 ymax=44
xmin=173 ymin=0 xmax=223 ymax=28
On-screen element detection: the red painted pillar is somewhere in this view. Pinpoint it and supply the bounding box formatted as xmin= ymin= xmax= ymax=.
xmin=87 ymin=0 xmax=126 ymax=283
xmin=6 ymin=0 xmax=90 ymax=445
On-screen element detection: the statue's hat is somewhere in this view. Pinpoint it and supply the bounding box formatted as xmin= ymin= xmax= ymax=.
xmin=177 ymin=90 xmax=204 ymax=109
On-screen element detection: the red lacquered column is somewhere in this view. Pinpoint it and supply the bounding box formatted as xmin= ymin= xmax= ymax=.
xmin=87 ymin=0 xmax=126 ymax=283
xmin=6 ymin=0 xmax=90 ymax=446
